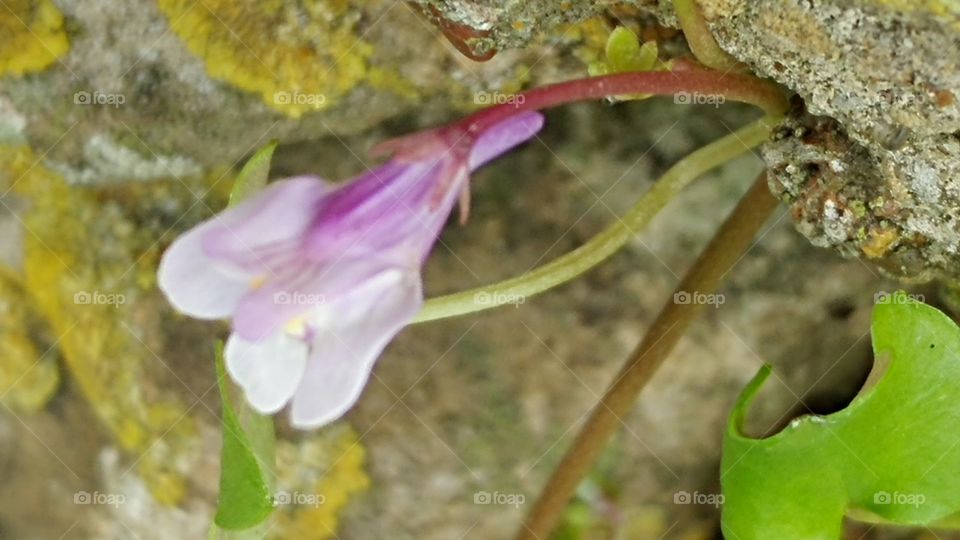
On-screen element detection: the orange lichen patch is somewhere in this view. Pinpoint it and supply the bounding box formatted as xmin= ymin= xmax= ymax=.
xmin=862 ymin=227 xmax=900 ymax=258
xmin=0 ymin=0 xmax=69 ymax=76
xmin=934 ymin=89 xmax=956 ymax=108
xmin=157 ymin=0 xmax=372 ymax=117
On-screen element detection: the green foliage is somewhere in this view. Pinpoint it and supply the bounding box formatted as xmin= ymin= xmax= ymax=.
xmin=722 ymin=292 xmax=960 ymax=538
xmin=230 ymin=141 xmax=277 ymax=206
xmin=210 ymin=142 xmax=279 ymax=536
xmin=586 ymin=27 xmax=661 ymax=102
xmin=588 ymin=26 xmax=659 ymax=77
xmin=213 ymin=343 xmax=276 ymax=531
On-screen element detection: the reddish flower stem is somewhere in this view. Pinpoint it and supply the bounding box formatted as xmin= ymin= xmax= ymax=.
xmin=459 ymin=67 xmax=787 ymax=136
xmin=375 ymin=68 xmax=787 ymax=159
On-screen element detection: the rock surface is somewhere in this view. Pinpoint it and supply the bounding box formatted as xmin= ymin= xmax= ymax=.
xmin=412 ymin=0 xmax=960 ymax=282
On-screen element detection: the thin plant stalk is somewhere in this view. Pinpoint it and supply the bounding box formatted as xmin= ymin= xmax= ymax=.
xmin=415 ymin=116 xmax=780 ymax=323
xmin=463 ymin=68 xmax=787 ymax=132
xmin=673 ymin=0 xmax=742 ymax=71
xmin=514 ymin=173 xmax=779 ymax=540
xmin=374 ymin=68 xmax=787 ymax=161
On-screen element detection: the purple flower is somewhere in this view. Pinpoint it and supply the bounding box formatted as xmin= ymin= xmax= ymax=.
xmin=158 ymin=112 xmax=544 ymax=428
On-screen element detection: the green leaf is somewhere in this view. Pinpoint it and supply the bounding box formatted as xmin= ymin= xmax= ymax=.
xmin=605 ymin=27 xmax=657 ymax=73
xmin=209 ymin=142 xmax=279 ymax=536
xmin=588 ymin=27 xmax=659 ymax=101
xmin=229 ymin=141 xmax=277 ymax=206
xmin=212 ymin=343 xmax=276 ymax=531
xmin=722 ymin=292 xmax=960 ymax=539
xmin=605 ymin=26 xmax=641 ymax=73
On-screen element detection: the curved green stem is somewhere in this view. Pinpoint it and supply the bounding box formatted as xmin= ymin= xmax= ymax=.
xmin=514 ymin=171 xmax=780 ymax=540
xmin=674 ymin=0 xmax=742 ymax=72
xmin=414 ymin=115 xmax=781 ymax=324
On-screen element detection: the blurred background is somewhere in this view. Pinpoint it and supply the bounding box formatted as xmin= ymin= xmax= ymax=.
xmin=0 ymin=1 xmax=956 ymax=538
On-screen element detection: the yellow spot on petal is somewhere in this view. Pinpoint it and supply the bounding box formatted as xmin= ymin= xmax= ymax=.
xmin=0 ymin=0 xmax=69 ymax=76
xmin=284 ymin=316 xmax=308 ymax=338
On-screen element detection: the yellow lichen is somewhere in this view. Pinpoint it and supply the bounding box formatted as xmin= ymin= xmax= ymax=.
xmin=0 ymin=0 xmax=69 ymax=76
xmin=866 ymin=0 xmax=960 ymax=29
xmin=563 ymin=17 xmax=617 ymax=68
xmin=862 ymin=227 xmax=900 ymax=258
xmin=271 ymin=425 xmax=371 ymax=539
xmin=0 ymin=145 xmax=220 ymax=505
xmin=366 ymin=67 xmax=421 ymax=103
xmin=0 ymin=267 xmax=59 ymax=412
xmin=157 ymin=0 xmax=372 ymax=118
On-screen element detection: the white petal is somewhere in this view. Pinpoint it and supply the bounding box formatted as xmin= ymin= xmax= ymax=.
xmin=225 ymin=331 xmax=309 ymax=414
xmin=290 ymin=269 xmax=423 ymax=429
xmin=158 ymin=176 xmax=329 ymax=320
xmin=158 ymin=222 xmax=250 ymax=319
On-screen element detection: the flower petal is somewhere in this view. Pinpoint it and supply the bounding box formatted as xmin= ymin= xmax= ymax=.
xmin=230 ymin=256 xmax=394 ymax=341
xmin=158 ymin=176 xmax=329 ymax=319
xmin=158 ymin=219 xmax=250 ymax=319
xmin=303 ymin=160 xmax=457 ymax=258
xmin=202 ymin=176 xmax=330 ymax=274
xmin=225 ymin=331 xmax=309 ymax=414
xmin=468 ymin=111 xmax=545 ymax=170
xmin=229 ymin=160 xmax=462 ymax=343
xmin=289 ymin=268 xmax=423 ymax=429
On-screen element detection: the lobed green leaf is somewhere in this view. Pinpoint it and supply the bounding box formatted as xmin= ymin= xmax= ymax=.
xmin=722 ymin=292 xmax=960 ymax=538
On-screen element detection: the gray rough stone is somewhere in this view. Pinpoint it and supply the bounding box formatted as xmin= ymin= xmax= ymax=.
xmin=765 ymin=110 xmax=960 ymax=282
xmin=414 ymin=0 xmax=960 ymax=281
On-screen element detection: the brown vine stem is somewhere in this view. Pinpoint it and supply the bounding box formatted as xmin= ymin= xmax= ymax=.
xmin=515 ymin=172 xmax=779 ymax=540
